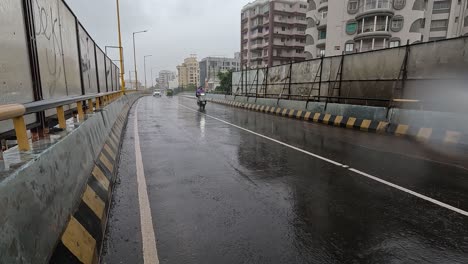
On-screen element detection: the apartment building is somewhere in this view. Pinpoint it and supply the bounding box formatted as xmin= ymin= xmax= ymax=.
xmin=177 ymin=55 xmax=200 ymax=88
xmin=157 ymin=70 xmax=176 ymax=90
xmin=199 ymin=55 xmax=241 ymax=90
xmin=305 ymin=0 xmax=468 ymax=58
xmin=241 ymin=0 xmax=309 ymax=68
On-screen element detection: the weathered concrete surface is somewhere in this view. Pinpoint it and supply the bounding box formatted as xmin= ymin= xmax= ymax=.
xmin=0 ymin=94 xmax=141 ymax=264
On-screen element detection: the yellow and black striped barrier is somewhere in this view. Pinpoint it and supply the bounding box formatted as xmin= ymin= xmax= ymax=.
xmin=208 ymin=98 xmax=465 ymax=145
xmin=49 ymin=105 xmax=131 ymax=264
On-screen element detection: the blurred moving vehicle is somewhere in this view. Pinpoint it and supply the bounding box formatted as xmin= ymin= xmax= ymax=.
xmin=197 ymin=93 xmax=207 ymax=110
xmin=153 ymin=89 xmax=162 ymax=97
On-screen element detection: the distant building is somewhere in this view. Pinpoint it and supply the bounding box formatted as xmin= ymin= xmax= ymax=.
xmin=241 ymin=0 xmax=309 ymax=68
xmin=168 ymin=78 xmax=179 ymax=89
xmin=124 ymin=79 xmax=142 ymax=90
xmin=305 ymin=0 xmax=468 ymax=58
xmin=157 ymin=70 xmax=176 ymax=89
xmin=177 ymin=55 xmax=199 ymax=88
xmin=199 ymin=55 xmax=241 ymax=90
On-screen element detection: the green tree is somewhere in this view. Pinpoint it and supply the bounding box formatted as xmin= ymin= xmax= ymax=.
xmin=216 ymin=70 xmax=232 ymax=92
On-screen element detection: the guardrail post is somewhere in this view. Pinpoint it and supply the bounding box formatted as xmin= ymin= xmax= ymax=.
xmin=96 ymin=97 xmax=101 ymax=110
xmin=86 ymin=99 xmax=94 ymax=114
xmin=87 ymin=99 xmax=93 ymax=114
xmin=56 ymin=106 xmax=66 ymax=129
xmin=13 ymin=116 xmax=30 ymax=151
xmin=77 ymin=101 xmax=85 ymax=121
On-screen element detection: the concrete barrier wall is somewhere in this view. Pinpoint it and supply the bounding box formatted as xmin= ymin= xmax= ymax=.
xmin=0 ymin=93 xmax=142 ymax=264
xmin=206 ymin=93 xmax=468 ymax=145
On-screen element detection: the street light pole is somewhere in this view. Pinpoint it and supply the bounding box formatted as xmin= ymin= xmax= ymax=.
xmin=116 ymin=0 xmax=125 ymax=93
xmin=133 ymin=30 xmax=148 ymax=90
xmin=143 ymin=55 xmax=152 ymax=89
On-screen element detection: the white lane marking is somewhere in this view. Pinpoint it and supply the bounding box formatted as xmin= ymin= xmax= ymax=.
xmin=349 ymin=168 xmax=468 ymax=217
xmin=134 ymin=100 xmax=160 ymax=264
xmin=179 ymin=103 xmax=468 ymax=217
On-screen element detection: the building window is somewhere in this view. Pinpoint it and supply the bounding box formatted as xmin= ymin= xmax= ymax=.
xmin=464 ymin=16 xmax=468 ymax=27
xmin=317 ymin=48 xmax=325 ymax=57
xmin=433 ymin=0 xmax=451 ymax=13
xmin=318 ymin=30 xmax=327 ymax=39
xmin=282 ymin=27 xmax=286 ymax=31
xmin=391 ymin=16 xmax=404 ymax=32
xmin=430 ymin=19 xmax=449 ymax=31
xmin=389 ymin=40 xmax=400 ymax=48
xmin=393 ymin=0 xmax=406 ymax=10
xmin=348 ymin=0 xmax=359 ymax=14
xmin=346 ymin=21 xmax=358 ymax=34
xmin=345 ymin=43 xmax=354 ymax=52
xmin=296 ymin=49 xmax=303 ymax=53
xmin=281 ymin=38 xmax=285 ymax=42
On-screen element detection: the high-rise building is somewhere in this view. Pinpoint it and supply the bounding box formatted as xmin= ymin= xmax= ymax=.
xmin=305 ymin=0 xmax=468 ymax=58
xmin=241 ymin=0 xmax=309 ymax=68
xmin=177 ymin=55 xmax=200 ymax=88
xmin=157 ymin=70 xmax=176 ymax=89
xmin=199 ymin=55 xmax=241 ymax=90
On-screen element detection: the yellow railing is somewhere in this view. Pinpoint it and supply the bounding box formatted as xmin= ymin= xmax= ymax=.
xmin=0 ymin=91 xmax=124 ymax=151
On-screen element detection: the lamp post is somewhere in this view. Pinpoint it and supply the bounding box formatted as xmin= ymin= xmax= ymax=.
xmin=115 ymin=0 xmax=125 ymax=93
xmin=143 ymin=55 xmax=152 ymax=89
xmin=133 ymin=30 xmax=148 ymax=90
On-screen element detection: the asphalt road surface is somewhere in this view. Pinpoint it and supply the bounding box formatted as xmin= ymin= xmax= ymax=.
xmin=101 ymin=95 xmax=468 ymax=264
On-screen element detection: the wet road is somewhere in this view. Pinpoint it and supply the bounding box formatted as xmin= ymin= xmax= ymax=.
xmin=101 ymin=96 xmax=468 ymax=264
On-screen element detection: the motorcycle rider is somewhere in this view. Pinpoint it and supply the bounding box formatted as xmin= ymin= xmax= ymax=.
xmin=196 ymin=86 xmax=205 ymax=97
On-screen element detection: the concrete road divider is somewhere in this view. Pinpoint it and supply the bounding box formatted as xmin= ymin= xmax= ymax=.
xmin=0 ymin=94 xmax=143 ymax=264
xmin=206 ymin=96 xmax=467 ymax=146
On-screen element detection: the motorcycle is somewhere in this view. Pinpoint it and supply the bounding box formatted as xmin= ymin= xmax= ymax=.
xmin=197 ymin=93 xmax=207 ymax=110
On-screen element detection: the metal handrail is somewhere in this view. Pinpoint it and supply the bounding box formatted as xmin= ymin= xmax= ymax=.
xmin=0 ymin=90 xmax=123 ymax=151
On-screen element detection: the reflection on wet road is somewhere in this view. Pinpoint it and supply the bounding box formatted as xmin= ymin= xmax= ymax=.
xmin=102 ymin=96 xmax=468 ymax=264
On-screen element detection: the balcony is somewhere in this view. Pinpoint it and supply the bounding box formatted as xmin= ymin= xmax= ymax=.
xmin=318 ymin=0 xmax=328 ymax=10
xmin=316 ymin=16 xmax=327 ymax=30
xmin=250 ymin=43 xmax=265 ymax=50
xmin=316 ymin=37 xmax=326 ymax=47
xmin=355 ymin=19 xmax=391 ymax=40
xmin=355 ymin=0 xmax=394 ymax=20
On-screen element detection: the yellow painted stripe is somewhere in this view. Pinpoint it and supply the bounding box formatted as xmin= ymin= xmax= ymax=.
xmin=260 ymin=105 xmax=265 ymax=112
xmin=296 ymin=110 xmax=303 ymax=119
xmin=360 ymin=120 xmax=372 ymax=131
xmin=82 ymin=185 xmax=105 ymax=220
xmin=288 ymin=109 xmax=295 ymax=117
xmin=313 ymin=113 xmax=321 ymax=122
xmin=104 ymin=144 xmax=116 ymax=159
xmin=61 ymin=217 xmax=96 ymax=264
xmin=282 ymin=109 xmax=288 ymax=116
xmin=346 ymin=117 xmax=356 ymax=128
xmin=276 ymin=108 xmax=282 ymax=114
xmin=304 ymin=112 xmax=312 ymax=121
xmin=377 ymin=122 xmax=389 ymax=132
xmin=395 ymin=124 xmax=409 ymax=135
xmin=323 ymin=114 xmax=331 ymax=124
xmin=334 ymin=116 xmax=343 ymax=126
xmin=256 ymin=105 xmax=261 ymax=111
xmin=444 ymin=130 xmax=461 ymax=144
xmin=108 ymin=137 xmax=118 ymax=151
xmin=100 ymin=154 xmax=114 ymax=173
xmin=417 ymin=128 xmax=432 ymax=141
xmin=265 ymin=106 xmax=270 ymax=112
xmin=92 ymin=166 xmax=110 ymax=191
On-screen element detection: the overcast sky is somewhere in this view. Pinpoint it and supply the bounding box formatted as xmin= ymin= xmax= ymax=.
xmin=65 ymin=0 xmax=246 ymax=82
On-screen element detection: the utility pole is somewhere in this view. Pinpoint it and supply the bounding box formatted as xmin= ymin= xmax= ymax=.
xmin=116 ymin=0 xmax=125 ymax=93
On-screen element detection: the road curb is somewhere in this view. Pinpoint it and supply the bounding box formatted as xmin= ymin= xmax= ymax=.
xmin=208 ymin=98 xmax=466 ymax=145
xmin=49 ymin=99 xmax=138 ymax=264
